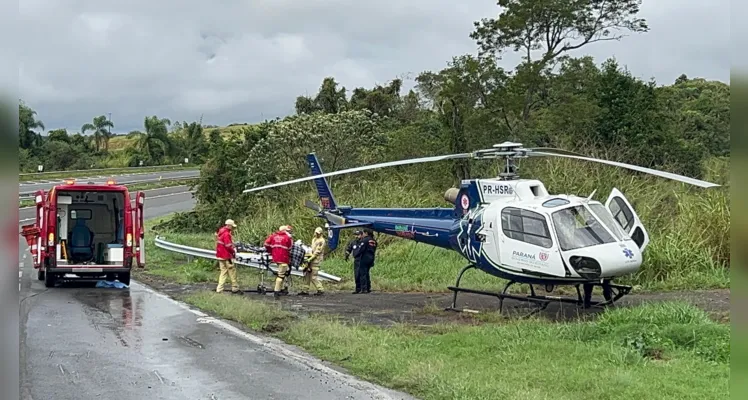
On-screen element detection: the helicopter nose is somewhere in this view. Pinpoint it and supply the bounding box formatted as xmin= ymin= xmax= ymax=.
xmin=601 ymin=242 xmax=642 ymax=278
xmin=565 ymin=242 xmax=642 ymax=279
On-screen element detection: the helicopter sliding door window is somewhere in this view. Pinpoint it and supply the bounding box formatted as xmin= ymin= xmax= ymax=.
xmin=500 ymin=207 xmax=552 ymax=248
xmin=605 ymin=188 xmax=650 ymax=251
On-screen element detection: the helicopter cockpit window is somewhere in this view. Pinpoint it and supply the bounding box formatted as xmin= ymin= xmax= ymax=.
xmin=501 ymin=207 xmax=553 ymax=248
xmin=552 ymin=205 xmax=616 ymax=251
xmin=542 ymin=198 xmax=570 ymax=208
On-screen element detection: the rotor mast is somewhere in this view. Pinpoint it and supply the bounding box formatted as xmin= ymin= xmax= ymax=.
xmin=473 ymin=142 xmax=529 ymax=181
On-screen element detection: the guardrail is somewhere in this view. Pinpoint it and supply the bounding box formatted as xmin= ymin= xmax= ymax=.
xmin=20 ymin=164 xmax=192 ymax=178
xmin=18 ymin=176 xmax=199 ymax=199
xmin=154 ymin=236 xmax=342 ymax=282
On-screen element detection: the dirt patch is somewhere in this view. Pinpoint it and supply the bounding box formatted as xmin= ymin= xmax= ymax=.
xmin=134 ymin=270 xmax=730 ymax=327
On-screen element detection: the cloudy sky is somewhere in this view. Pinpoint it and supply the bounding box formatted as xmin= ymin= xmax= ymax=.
xmin=18 ymin=0 xmax=730 ymax=134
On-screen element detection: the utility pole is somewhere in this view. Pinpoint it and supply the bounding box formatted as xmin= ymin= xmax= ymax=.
xmin=108 ymin=112 xmax=112 ymax=135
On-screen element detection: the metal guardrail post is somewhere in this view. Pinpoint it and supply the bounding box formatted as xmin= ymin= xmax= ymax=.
xmin=153 ymin=236 xmax=342 ymax=282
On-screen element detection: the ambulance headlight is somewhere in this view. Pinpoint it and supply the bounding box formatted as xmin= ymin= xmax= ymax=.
xmin=569 ymin=256 xmax=601 ymax=280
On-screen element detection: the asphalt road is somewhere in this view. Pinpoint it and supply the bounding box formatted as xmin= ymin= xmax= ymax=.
xmin=18 ymin=187 xmax=412 ymax=400
xmin=19 ymin=169 xmax=200 ymax=194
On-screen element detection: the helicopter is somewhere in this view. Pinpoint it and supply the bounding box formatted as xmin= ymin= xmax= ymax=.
xmin=242 ymin=142 xmax=720 ymax=316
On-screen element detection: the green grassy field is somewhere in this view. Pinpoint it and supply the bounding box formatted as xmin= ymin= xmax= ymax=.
xmin=182 ymin=291 xmax=728 ymax=400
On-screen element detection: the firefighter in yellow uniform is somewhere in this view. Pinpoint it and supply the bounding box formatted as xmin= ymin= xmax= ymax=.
xmin=300 ymin=227 xmax=326 ymax=296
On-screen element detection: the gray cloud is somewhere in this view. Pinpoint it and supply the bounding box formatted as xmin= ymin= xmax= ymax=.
xmin=19 ymin=0 xmax=729 ymax=133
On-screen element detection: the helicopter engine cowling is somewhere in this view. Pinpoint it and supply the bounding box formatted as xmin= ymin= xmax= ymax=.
xmin=444 ymin=188 xmax=459 ymax=204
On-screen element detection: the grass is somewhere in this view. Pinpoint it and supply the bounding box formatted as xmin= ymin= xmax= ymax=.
xmin=19 ymin=164 xmax=198 ymax=181
xmin=183 ymin=292 xmax=729 ymax=400
xmin=19 ymin=179 xmax=197 ymax=208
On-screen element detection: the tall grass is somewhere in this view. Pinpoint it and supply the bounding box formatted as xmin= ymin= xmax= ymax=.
xmin=156 ymin=157 xmax=729 ymax=291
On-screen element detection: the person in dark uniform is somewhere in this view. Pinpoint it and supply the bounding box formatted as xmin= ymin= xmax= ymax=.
xmin=352 ymin=228 xmax=377 ymax=294
xmin=344 ymin=230 xmax=361 ymax=262
xmin=345 ymin=230 xmax=363 ymax=294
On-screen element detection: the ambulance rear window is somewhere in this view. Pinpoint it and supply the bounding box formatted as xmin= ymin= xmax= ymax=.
xmin=70 ymin=209 xmax=92 ymax=220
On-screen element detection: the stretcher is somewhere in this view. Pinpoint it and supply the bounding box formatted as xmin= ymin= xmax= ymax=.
xmin=233 ymin=242 xmax=306 ymax=295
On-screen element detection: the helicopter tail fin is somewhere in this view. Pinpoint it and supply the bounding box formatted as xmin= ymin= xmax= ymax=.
xmin=306 ymin=153 xmax=338 ymax=210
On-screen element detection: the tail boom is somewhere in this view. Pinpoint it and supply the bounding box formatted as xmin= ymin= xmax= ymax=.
xmin=307 ymin=153 xmax=338 ymax=210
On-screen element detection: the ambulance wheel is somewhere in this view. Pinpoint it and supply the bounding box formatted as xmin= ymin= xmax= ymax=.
xmin=44 ymin=271 xmax=57 ymax=288
xmin=119 ymin=272 xmax=131 ymax=286
xmin=37 ymin=269 xmax=45 ymax=281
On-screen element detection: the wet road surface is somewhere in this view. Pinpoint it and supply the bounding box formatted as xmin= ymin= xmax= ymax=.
xmin=18 ymin=187 xmax=413 ymax=400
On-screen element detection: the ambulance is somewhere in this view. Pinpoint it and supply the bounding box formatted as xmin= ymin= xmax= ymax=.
xmin=20 ymin=178 xmax=145 ymax=287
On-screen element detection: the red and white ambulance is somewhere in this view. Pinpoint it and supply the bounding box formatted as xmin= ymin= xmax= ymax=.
xmin=20 ymin=178 xmax=145 ymax=287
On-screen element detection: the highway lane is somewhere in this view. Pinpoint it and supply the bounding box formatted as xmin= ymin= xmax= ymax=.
xmin=19 ymin=186 xmax=194 ymax=224
xmin=18 ymin=187 xmax=411 ymax=400
xmin=19 ymin=169 xmax=200 ymax=194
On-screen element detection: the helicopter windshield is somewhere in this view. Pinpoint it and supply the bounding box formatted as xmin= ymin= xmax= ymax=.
xmin=552 ymin=205 xmax=618 ymax=251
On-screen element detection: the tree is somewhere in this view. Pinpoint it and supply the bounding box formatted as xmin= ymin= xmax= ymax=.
xmin=658 ymin=77 xmax=730 ymax=157
xmin=132 ymin=116 xmax=173 ymax=165
xmin=471 ymin=0 xmax=649 ymax=123
xmin=349 ymin=79 xmax=403 ymax=117
xmin=245 ymin=110 xmax=385 ymax=189
xmin=416 ymin=55 xmax=510 ymax=179
xmin=182 ymin=120 xmax=208 ymax=163
xmin=81 ymin=115 xmax=114 ymax=152
xmin=295 ymin=77 xmax=348 ymax=115
xmin=47 ymin=128 xmax=70 ymax=143
xmin=19 ymin=101 xmax=44 ymax=149
xmin=295 ymin=96 xmax=321 ymax=115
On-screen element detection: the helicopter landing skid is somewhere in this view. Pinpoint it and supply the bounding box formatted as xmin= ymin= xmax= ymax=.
xmin=445 ymin=265 xmax=551 ymax=318
xmin=445 ymin=264 xmax=632 ymax=317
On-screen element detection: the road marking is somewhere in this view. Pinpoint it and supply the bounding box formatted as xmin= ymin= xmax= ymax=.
xmin=134 ymin=282 xmax=404 ymax=399
xmin=19 ymin=188 xmax=193 ymax=210
xmin=19 ymin=191 xmax=192 ymax=223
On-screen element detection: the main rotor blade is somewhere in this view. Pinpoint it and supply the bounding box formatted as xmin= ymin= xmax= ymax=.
xmin=304 ymin=199 xmax=322 ymax=212
xmin=527 ymin=147 xmax=589 ymax=157
xmin=243 ymin=152 xmax=474 ymax=193
xmin=531 ymin=151 xmax=721 ymax=188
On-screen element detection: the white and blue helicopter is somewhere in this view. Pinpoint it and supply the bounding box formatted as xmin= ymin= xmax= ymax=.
xmin=243 ymin=142 xmax=720 ymax=315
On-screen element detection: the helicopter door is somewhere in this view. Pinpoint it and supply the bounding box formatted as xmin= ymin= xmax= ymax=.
xmin=498 ymin=207 xmax=566 ymax=277
xmin=605 ymin=188 xmax=650 ymax=252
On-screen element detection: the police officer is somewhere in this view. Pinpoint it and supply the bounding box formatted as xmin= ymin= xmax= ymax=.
xmin=344 ymin=230 xmax=360 ymax=262
xmin=352 ymin=228 xmax=377 ymax=294
xmin=345 ymin=230 xmax=363 ymax=294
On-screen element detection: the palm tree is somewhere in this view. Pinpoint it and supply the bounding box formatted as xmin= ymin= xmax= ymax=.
xmin=81 ymin=115 xmax=114 ymax=152
xmin=19 ymin=101 xmax=45 ymax=149
xmin=134 ymin=116 xmax=173 ymax=165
